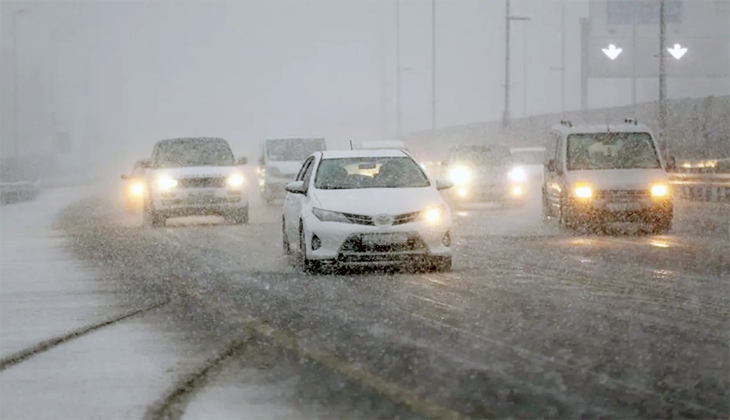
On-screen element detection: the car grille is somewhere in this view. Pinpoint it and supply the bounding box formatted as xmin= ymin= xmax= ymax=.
xmin=339 ymin=233 xmax=427 ymax=254
xmin=597 ymin=190 xmax=650 ymax=201
xmin=344 ymin=211 xmax=421 ymax=226
xmin=178 ymin=177 xmax=226 ymax=188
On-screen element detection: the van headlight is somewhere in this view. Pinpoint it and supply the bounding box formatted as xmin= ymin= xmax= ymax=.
xmin=420 ymin=205 xmax=446 ymax=225
xmin=573 ymin=182 xmax=593 ymax=199
xmin=651 ymin=183 xmax=669 ymax=198
xmin=227 ymin=173 xmax=245 ymax=187
xmin=129 ymin=182 xmax=145 ymax=196
xmin=157 ymin=175 xmax=178 ymax=191
xmin=449 ymin=166 xmax=471 ymax=185
xmin=508 ymin=166 xmax=527 ymax=183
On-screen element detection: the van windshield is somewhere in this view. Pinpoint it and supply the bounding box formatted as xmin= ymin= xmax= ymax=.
xmin=267 ymin=139 xmax=326 ymax=162
xmin=567 ymin=132 xmax=661 ymax=170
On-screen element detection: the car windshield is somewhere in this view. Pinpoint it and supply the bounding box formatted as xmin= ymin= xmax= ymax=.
xmin=567 ymin=132 xmax=661 ymax=170
xmin=451 ymin=147 xmax=512 ymax=166
xmin=510 ymin=150 xmax=545 ymax=165
xmin=314 ymin=157 xmax=430 ymax=189
xmin=267 ymin=139 xmax=326 ymax=161
xmin=154 ymin=139 xmax=235 ymax=168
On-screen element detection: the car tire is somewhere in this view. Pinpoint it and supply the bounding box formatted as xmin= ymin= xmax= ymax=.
xmin=282 ymin=218 xmax=291 ymax=255
xmin=227 ymin=207 xmax=249 ymax=225
xmin=299 ymin=222 xmax=319 ymax=274
xmin=430 ymin=256 xmax=452 ymax=272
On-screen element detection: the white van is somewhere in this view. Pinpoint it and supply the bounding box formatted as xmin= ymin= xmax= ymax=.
xmin=541 ymin=119 xmax=674 ymax=233
xmin=258 ymin=137 xmax=327 ymax=203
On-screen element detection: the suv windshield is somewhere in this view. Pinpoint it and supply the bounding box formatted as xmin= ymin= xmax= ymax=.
xmin=315 ymin=157 xmax=430 ymax=190
xmin=154 ymin=139 xmax=235 ymax=168
xmin=451 ymin=147 xmax=512 ymax=166
xmin=510 ymin=150 xmax=545 ymax=165
xmin=267 ymin=139 xmax=326 ymax=161
xmin=567 ymin=132 xmax=660 ymax=170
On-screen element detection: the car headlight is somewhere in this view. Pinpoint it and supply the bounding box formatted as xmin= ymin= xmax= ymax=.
xmin=573 ymin=182 xmax=593 ymax=199
xmin=449 ymin=166 xmax=471 ymax=185
xmin=312 ymin=208 xmax=352 ymax=224
xmin=129 ymin=182 xmax=145 ymax=196
xmin=420 ymin=205 xmax=446 ymax=225
xmin=508 ymin=166 xmax=527 ymax=183
xmin=227 ymin=173 xmax=245 ymax=187
xmin=157 ymin=175 xmax=178 ymax=190
xmin=651 ymin=183 xmax=669 ymax=198
xmin=509 ymin=184 xmax=524 ymax=197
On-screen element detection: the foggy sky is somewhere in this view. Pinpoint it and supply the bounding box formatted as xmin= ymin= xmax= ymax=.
xmin=1 ymin=0 xmax=727 ymax=177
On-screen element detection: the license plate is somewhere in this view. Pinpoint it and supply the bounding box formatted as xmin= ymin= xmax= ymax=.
xmin=189 ymin=191 xmax=215 ymax=199
xmin=362 ymin=233 xmax=409 ymax=247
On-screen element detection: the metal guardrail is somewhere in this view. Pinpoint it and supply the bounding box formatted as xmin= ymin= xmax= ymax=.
xmin=669 ymin=173 xmax=730 ymax=203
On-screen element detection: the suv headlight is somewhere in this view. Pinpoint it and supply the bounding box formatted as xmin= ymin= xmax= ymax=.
xmin=312 ymin=208 xmax=352 ymax=223
xmin=157 ymin=175 xmax=178 ymax=190
xmin=420 ymin=205 xmax=446 ymax=225
xmin=573 ymin=182 xmax=593 ymax=199
xmin=227 ymin=173 xmax=245 ymax=187
xmin=449 ymin=166 xmax=471 ymax=185
xmin=651 ymin=183 xmax=669 ymax=198
xmin=508 ymin=166 xmax=527 ymax=183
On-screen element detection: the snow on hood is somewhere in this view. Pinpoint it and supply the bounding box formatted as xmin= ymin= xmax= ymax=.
xmin=312 ymin=187 xmax=444 ymax=215
xmin=567 ymin=168 xmax=668 ymax=190
xmin=149 ymin=166 xmax=242 ymax=178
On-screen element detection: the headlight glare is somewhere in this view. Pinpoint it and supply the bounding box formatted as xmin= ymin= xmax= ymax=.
xmin=129 ymin=182 xmax=145 ymax=196
xmin=573 ymin=182 xmax=593 ymax=199
xmin=421 ymin=205 xmax=445 ymax=225
xmin=312 ymin=208 xmax=352 ymax=224
xmin=651 ymin=183 xmax=669 ymax=198
xmin=449 ymin=166 xmax=471 ymax=185
xmin=157 ymin=175 xmax=178 ymax=190
xmin=508 ymin=166 xmax=527 ymax=183
xmin=227 ymin=173 xmax=245 ymax=187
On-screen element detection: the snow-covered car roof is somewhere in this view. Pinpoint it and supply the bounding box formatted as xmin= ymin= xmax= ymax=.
xmin=551 ymin=123 xmax=654 ymax=135
xmin=320 ymin=149 xmax=410 ymax=159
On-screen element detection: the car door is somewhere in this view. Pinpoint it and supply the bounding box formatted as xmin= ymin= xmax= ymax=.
xmin=544 ymin=132 xmax=564 ymax=212
xmin=284 ymin=156 xmax=315 ymax=238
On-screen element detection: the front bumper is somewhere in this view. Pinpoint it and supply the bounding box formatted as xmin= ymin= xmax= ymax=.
xmin=565 ymin=198 xmax=673 ymax=223
xmin=152 ymin=187 xmax=248 ymax=216
xmin=303 ymin=217 xmax=453 ymax=263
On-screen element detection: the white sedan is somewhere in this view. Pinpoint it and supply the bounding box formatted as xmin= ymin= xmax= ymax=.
xmin=282 ymin=150 xmax=454 ymax=272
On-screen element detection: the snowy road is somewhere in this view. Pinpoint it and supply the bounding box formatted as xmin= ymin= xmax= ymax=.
xmin=5 ymin=188 xmax=729 ymax=418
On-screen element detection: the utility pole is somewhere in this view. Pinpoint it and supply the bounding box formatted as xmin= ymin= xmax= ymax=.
xmin=12 ymin=9 xmax=28 ymax=160
xmin=380 ymin=0 xmax=387 ymax=138
xmin=631 ymin=1 xmax=637 ymax=115
xmin=580 ymin=17 xmax=590 ymax=111
xmin=560 ymin=0 xmax=566 ymax=115
xmin=431 ymin=0 xmax=436 ymax=130
xmin=658 ymin=0 xmax=667 ymax=134
xmin=395 ymin=0 xmax=402 ymax=139
xmin=502 ymin=0 xmax=511 ymax=129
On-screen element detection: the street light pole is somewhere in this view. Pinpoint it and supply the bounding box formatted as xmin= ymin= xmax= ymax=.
xmin=560 ymin=0 xmax=566 ymax=115
xmin=380 ymin=0 xmax=387 ymax=138
xmin=431 ymin=0 xmax=436 ymax=130
xmin=658 ymin=0 xmax=667 ymax=134
xmin=395 ymin=0 xmax=402 ymax=139
xmin=12 ymin=9 xmax=28 ymax=160
xmin=502 ymin=0 xmax=511 ymax=129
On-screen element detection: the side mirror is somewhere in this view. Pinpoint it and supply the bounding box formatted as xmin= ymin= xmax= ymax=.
xmin=435 ymin=178 xmax=454 ymax=191
xmin=285 ymin=181 xmax=306 ymax=195
xmin=546 ymin=158 xmax=558 ymax=173
xmin=237 ymin=157 xmax=248 ymax=165
xmin=121 ymin=174 xmax=129 ymax=181
xmin=666 ymin=156 xmax=677 ymax=171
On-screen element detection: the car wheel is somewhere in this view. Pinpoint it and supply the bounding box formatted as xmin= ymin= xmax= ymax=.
xmin=227 ymin=207 xmax=249 ymax=225
xmin=143 ymin=200 xmax=165 ymax=228
xmin=282 ymin=218 xmax=291 ymax=255
xmin=430 ymin=256 xmax=452 ymax=272
xmin=299 ymin=222 xmax=319 ymax=274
